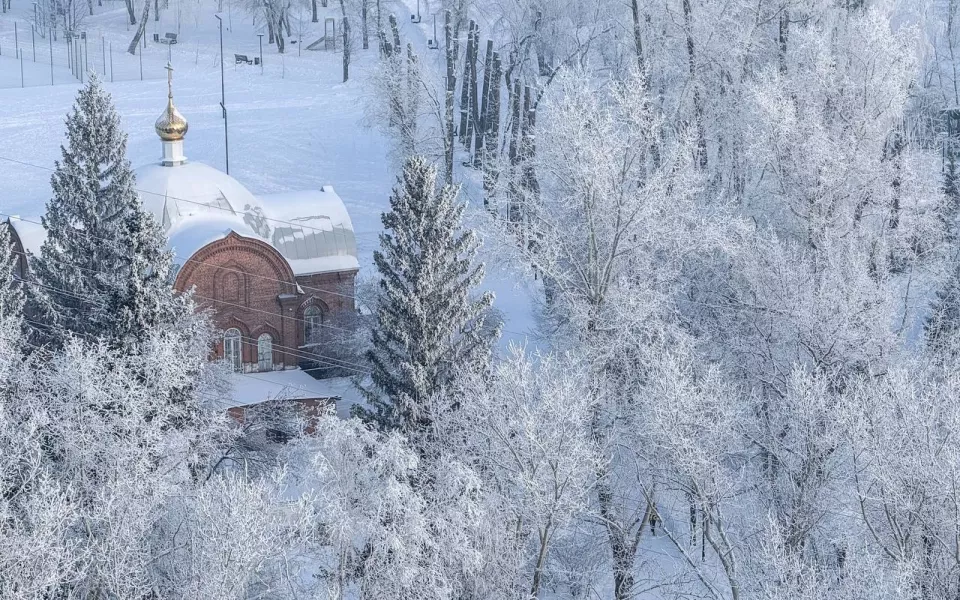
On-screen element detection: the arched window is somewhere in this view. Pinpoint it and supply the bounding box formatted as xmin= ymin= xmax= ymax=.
xmin=304 ymin=305 xmax=323 ymax=346
xmin=224 ymin=328 xmax=242 ymax=372
xmin=222 ymin=272 xmax=241 ymax=304
xmin=257 ymin=333 xmax=273 ymax=372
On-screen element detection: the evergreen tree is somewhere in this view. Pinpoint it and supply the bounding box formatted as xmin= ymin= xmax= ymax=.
xmin=356 ymin=156 xmax=499 ymax=437
xmin=0 ymin=223 xmax=24 ymax=331
xmin=31 ymin=74 xmax=188 ymax=353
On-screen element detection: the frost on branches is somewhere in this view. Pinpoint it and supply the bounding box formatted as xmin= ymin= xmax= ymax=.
xmin=356 ymin=156 xmax=498 ymax=439
xmin=30 ymin=75 xmax=192 ymax=355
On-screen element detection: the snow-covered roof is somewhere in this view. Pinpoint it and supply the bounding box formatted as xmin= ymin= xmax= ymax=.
xmin=215 ymin=370 xmax=361 ymax=418
xmin=6 ymin=216 xmax=47 ymax=256
xmin=165 ymin=212 xmax=261 ymax=267
xmin=135 ymin=160 xmax=358 ymax=277
xmin=258 ymin=189 xmax=359 ymax=275
xmin=135 ymin=161 xmax=263 ymax=231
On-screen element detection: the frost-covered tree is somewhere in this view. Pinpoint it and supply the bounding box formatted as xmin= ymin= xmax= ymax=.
xmin=31 ymin=75 xmax=191 ymax=354
xmin=0 ymin=223 xmax=78 ymax=599
xmin=290 ymin=413 xmax=490 ymax=599
xmin=489 ymin=67 xmax=708 ymax=599
xmin=453 ymin=348 xmax=600 ymax=598
xmin=356 ymin=156 xmax=498 ymax=439
xmin=0 ymin=224 xmax=23 ymax=335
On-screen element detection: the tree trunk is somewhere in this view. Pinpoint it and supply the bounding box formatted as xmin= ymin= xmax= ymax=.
xmin=506 ymin=79 xmax=522 ymax=224
xmin=311 ymin=0 xmax=317 ymax=22
xmin=458 ymin=21 xmax=475 ymax=144
xmin=483 ymin=52 xmax=502 ymax=202
xmin=474 ymin=39 xmax=493 ymax=168
xmin=361 ymin=0 xmax=368 ymax=49
xmin=467 ymin=25 xmax=480 ymax=158
xmin=682 ymin=0 xmax=707 ymax=170
xmin=342 ymin=16 xmax=350 ymax=82
xmin=444 ymin=10 xmax=455 ymax=184
xmin=268 ymin=18 xmax=275 ymax=44
xmin=127 ymin=0 xmax=150 ymax=54
xmin=125 ymin=0 xmax=137 ymax=24
xmin=402 ymin=43 xmax=418 ymax=153
xmin=630 ymin=0 xmax=645 ymax=75
xmin=520 ymin=85 xmax=540 ymax=235
xmin=778 ymin=9 xmax=789 ymax=74
xmin=389 ymin=14 xmax=400 ymax=52
xmin=154 ymin=0 xmax=159 ymax=21
xmin=277 ymin=15 xmax=286 ymax=52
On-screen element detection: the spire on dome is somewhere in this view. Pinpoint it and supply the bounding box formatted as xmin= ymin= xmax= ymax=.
xmin=155 ymin=63 xmax=188 ymax=142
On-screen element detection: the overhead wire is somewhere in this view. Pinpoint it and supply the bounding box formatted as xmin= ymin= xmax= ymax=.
xmin=0 ymin=155 xmax=533 ymax=338
xmin=16 ymin=270 xmax=371 ymax=375
xmin=0 ymin=154 xmax=382 ymax=239
xmin=0 ymin=152 xmax=531 ymax=355
xmin=0 ymin=212 xmax=363 ymax=305
xmin=19 ymin=314 xmax=366 ymax=409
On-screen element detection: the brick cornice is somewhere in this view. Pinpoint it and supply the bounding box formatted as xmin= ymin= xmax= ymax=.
xmin=174 ymin=231 xmax=297 ymax=292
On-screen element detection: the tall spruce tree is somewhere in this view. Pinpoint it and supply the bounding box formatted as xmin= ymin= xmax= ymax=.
xmin=31 ymin=74 xmax=188 ymax=353
xmin=356 ymin=156 xmax=498 ymax=436
xmin=0 ymin=223 xmax=24 ymax=348
xmin=0 ymin=225 xmax=23 ymax=320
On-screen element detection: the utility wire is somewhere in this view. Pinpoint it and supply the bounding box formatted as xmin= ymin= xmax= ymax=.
xmin=0 ymin=154 xmax=382 ymax=238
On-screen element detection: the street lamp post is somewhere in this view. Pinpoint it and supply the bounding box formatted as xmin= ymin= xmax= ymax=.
xmin=257 ymin=33 xmax=263 ymax=74
xmin=215 ymin=15 xmax=229 ymax=175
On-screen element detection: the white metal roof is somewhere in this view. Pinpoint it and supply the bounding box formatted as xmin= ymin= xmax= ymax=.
xmin=135 ymin=161 xmax=263 ymax=231
xmin=6 ymin=216 xmax=47 ymax=256
xmin=134 ymin=161 xmax=358 ymax=276
xmin=214 ymin=370 xmax=362 ymax=418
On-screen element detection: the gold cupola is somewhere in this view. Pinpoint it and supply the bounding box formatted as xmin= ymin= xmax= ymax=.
xmin=155 ymin=63 xmax=188 ymax=142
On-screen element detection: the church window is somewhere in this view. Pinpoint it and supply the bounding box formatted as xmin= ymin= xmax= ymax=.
xmin=222 ymin=272 xmax=241 ymax=304
xmin=258 ymin=333 xmax=274 ymax=372
xmin=304 ymin=306 xmax=323 ymax=346
xmin=224 ymin=328 xmax=242 ymax=371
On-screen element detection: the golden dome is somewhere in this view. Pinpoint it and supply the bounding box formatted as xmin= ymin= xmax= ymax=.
xmin=155 ymin=64 xmax=188 ymax=141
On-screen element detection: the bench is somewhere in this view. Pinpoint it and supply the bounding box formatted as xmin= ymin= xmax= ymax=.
xmin=155 ymin=32 xmax=178 ymax=44
xmin=235 ymin=54 xmax=253 ymax=65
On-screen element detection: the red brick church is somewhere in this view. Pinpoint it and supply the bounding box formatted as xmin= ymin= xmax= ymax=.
xmin=7 ymin=71 xmax=359 ymax=381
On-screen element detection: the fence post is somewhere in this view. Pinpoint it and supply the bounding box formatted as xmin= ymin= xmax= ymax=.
xmin=14 ymin=22 xmax=18 ymax=57
xmin=110 ymin=42 xmax=113 ymax=82
xmin=31 ymin=24 xmax=35 ymax=62
xmin=102 ymin=37 xmax=105 ymax=74
xmin=139 ymin=47 xmax=142 ymax=80
xmin=49 ymin=32 xmax=53 ymax=85
xmin=79 ymin=39 xmax=83 ymax=83
xmin=20 ymin=52 xmax=24 ymax=88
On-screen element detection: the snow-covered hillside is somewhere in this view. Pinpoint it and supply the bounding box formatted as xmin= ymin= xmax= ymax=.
xmin=0 ymin=0 xmax=536 ymax=349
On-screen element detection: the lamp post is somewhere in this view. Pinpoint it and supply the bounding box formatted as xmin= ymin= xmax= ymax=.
xmin=257 ymin=32 xmax=263 ymax=74
xmin=215 ymin=14 xmax=229 ymax=175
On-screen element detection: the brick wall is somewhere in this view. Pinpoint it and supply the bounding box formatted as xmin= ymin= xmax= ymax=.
xmin=174 ymin=231 xmax=357 ymax=372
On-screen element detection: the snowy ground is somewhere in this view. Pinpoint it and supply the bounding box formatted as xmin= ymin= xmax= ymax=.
xmin=0 ymin=0 xmax=537 ymax=349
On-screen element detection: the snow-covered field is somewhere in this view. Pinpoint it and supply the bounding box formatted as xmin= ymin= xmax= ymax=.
xmin=0 ymin=0 xmax=536 ymax=348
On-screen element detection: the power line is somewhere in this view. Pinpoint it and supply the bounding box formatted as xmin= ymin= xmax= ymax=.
xmin=19 ymin=316 xmax=368 ymax=414
xmin=0 ymin=213 xmax=364 ymax=304
xmin=5 ymin=213 xmax=532 ymax=341
xmin=18 ymin=271 xmax=371 ymax=375
xmin=0 ymin=154 xmax=382 ymax=239
xmin=8 ymin=242 xmax=356 ymax=334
